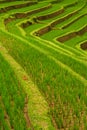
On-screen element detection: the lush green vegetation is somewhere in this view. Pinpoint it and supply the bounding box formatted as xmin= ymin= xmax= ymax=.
xmin=0 ymin=0 xmax=87 ymax=130
xmin=0 ymin=53 xmax=27 ymax=130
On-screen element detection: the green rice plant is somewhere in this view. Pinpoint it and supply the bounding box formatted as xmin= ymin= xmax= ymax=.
xmin=0 ymin=53 xmax=27 ymax=130
xmin=0 ymin=29 xmax=87 ymax=129
xmin=0 ymin=0 xmax=87 ymax=129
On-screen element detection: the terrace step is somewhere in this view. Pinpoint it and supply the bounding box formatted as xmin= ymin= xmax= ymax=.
xmin=1 ymin=28 xmax=87 ymax=84
xmin=61 ymin=14 xmax=87 ymax=29
xmin=4 ymin=3 xmax=52 ymax=25
xmin=33 ymin=3 xmax=85 ymax=36
xmin=0 ymin=1 xmax=37 ymax=13
xmin=37 ymin=7 xmax=64 ymax=21
xmin=1 ymin=1 xmax=87 ymax=129
xmin=57 ymin=25 xmax=87 ymax=43
xmin=2 ymin=3 xmax=86 ymax=60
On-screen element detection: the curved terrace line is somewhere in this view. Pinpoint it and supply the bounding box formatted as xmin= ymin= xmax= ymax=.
xmin=36 ymin=0 xmax=79 ymax=21
xmin=57 ymin=25 xmax=87 ymax=43
xmin=1 ymin=0 xmax=87 ymax=78
xmin=33 ymin=4 xmax=85 ymax=36
xmin=4 ymin=4 xmax=52 ymax=25
xmin=2 ymin=5 xmax=87 ymax=63
xmin=20 ymin=1 xmax=85 ymax=30
xmin=62 ymin=13 xmax=87 ymax=29
xmin=19 ymin=6 xmax=64 ymax=29
xmin=4 ymin=0 xmax=84 ymax=27
xmin=16 ymin=17 xmax=87 ymax=56
xmin=15 ymin=21 xmax=87 ymax=71
xmin=53 ymin=37 xmax=87 ymax=58
xmin=37 ymin=7 xmax=64 ymax=21
xmin=0 ymin=1 xmax=37 ymax=14
xmin=5 ymin=12 xmax=87 ymax=62
xmin=8 ymin=22 xmax=87 ymax=79
xmin=18 ymin=21 xmax=87 ymax=59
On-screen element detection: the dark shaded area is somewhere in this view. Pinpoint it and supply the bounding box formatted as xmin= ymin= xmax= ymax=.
xmin=81 ymin=41 xmax=87 ymax=50
xmin=20 ymin=21 xmax=33 ymax=28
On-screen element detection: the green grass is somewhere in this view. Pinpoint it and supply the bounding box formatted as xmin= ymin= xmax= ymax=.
xmin=5 ymin=1 xmax=50 ymax=15
xmin=33 ymin=4 xmax=62 ymax=17
xmin=4 ymin=20 xmax=87 ymax=80
xmin=0 ymin=53 xmax=27 ymax=130
xmin=0 ymin=28 xmax=87 ymax=129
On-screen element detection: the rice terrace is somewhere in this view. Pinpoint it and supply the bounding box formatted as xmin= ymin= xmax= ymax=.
xmin=0 ymin=0 xmax=87 ymax=129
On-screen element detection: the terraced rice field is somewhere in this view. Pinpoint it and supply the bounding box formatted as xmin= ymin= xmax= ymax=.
xmin=0 ymin=0 xmax=87 ymax=130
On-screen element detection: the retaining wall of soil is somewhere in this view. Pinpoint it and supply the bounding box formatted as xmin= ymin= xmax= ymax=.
xmin=80 ymin=41 xmax=87 ymax=50
xmin=34 ymin=26 xmax=52 ymax=36
xmin=57 ymin=25 xmax=87 ymax=43
xmin=51 ymin=10 xmax=79 ymax=27
xmin=51 ymin=2 xmax=86 ymax=27
xmin=62 ymin=14 xmax=87 ymax=29
xmin=20 ymin=1 xmax=81 ymax=29
xmin=20 ymin=21 xmax=33 ymax=28
xmin=34 ymin=3 xmax=86 ymax=36
xmin=0 ymin=1 xmax=37 ymax=13
xmin=36 ymin=1 xmax=80 ymax=21
xmin=57 ymin=32 xmax=77 ymax=42
xmin=4 ymin=4 xmax=52 ymax=25
xmin=35 ymin=9 xmax=82 ymax=36
xmin=37 ymin=8 xmax=64 ymax=20
xmin=12 ymin=4 xmax=52 ymax=19
xmin=77 ymin=25 xmax=87 ymax=35
xmin=4 ymin=17 xmax=15 ymax=25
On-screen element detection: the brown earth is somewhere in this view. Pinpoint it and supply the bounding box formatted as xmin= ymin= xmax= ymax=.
xmin=37 ymin=8 xmax=64 ymax=21
xmin=4 ymin=4 xmax=52 ymax=25
xmin=77 ymin=25 xmax=87 ymax=35
xmin=80 ymin=41 xmax=87 ymax=50
xmin=51 ymin=10 xmax=79 ymax=27
xmin=34 ymin=6 xmax=85 ymax=36
xmin=34 ymin=25 xmax=52 ymax=36
xmin=14 ymin=4 xmax=52 ymax=19
xmin=57 ymin=25 xmax=87 ymax=43
xmin=20 ymin=21 xmax=33 ymax=28
xmin=62 ymin=14 xmax=87 ymax=29
xmin=4 ymin=17 xmax=16 ymax=25
xmin=0 ymin=1 xmax=37 ymax=13
xmin=57 ymin=32 xmax=77 ymax=42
